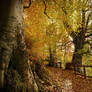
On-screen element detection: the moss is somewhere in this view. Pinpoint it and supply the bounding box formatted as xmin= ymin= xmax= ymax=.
xmin=4 ymin=69 xmax=26 ymax=92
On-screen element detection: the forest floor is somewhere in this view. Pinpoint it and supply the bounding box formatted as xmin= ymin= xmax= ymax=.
xmin=43 ymin=66 xmax=92 ymax=92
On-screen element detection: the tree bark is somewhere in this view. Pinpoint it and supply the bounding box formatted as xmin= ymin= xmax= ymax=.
xmin=48 ymin=47 xmax=55 ymax=67
xmin=71 ymin=32 xmax=84 ymax=72
xmin=0 ymin=0 xmax=38 ymax=92
xmin=48 ymin=46 xmax=57 ymax=67
xmin=71 ymin=9 xmax=85 ymax=72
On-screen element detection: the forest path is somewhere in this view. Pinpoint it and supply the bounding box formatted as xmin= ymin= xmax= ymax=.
xmin=47 ymin=67 xmax=92 ymax=92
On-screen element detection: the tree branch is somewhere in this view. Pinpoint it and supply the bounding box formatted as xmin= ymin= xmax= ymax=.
xmin=43 ymin=0 xmax=53 ymax=21
xmin=85 ymin=33 xmax=92 ymax=38
xmin=85 ymin=11 xmax=92 ymax=31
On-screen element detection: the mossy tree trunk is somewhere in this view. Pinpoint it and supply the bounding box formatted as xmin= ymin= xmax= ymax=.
xmin=72 ymin=33 xmax=84 ymax=71
xmin=71 ymin=10 xmax=85 ymax=72
xmin=0 ymin=0 xmax=38 ymax=92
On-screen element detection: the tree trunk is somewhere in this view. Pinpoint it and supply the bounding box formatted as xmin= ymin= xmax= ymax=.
xmin=72 ymin=32 xmax=84 ymax=72
xmin=72 ymin=9 xmax=85 ymax=72
xmin=0 ymin=0 xmax=38 ymax=92
xmin=49 ymin=47 xmax=54 ymax=66
xmin=48 ymin=47 xmax=56 ymax=67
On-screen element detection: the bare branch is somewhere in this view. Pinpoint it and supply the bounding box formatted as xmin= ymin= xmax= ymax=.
xmin=85 ymin=33 xmax=92 ymax=38
xmin=43 ymin=0 xmax=53 ymax=21
xmin=85 ymin=11 xmax=92 ymax=31
xmin=58 ymin=40 xmax=73 ymax=48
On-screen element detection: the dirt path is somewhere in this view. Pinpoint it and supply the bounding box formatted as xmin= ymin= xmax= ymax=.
xmin=47 ymin=67 xmax=92 ymax=92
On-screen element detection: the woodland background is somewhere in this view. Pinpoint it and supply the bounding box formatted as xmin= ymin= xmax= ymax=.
xmin=0 ymin=0 xmax=92 ymax=92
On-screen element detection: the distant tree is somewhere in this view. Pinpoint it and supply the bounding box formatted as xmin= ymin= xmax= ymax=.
xmin=51 ymin=0 xmax=92 ymax=71
xmin=71 ymin=0 xmax=92 ymax=71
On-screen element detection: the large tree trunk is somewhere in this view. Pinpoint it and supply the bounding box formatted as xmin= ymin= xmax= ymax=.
xmin=71 ymin=9 xmax=85 ymax=72
xmin=72 ymin=34 xmax=83 ymax=65
xmin=0 ymin=0 xmax=38 ymax=92
xmin=72 ymin=32 xmax=84 ymax=72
